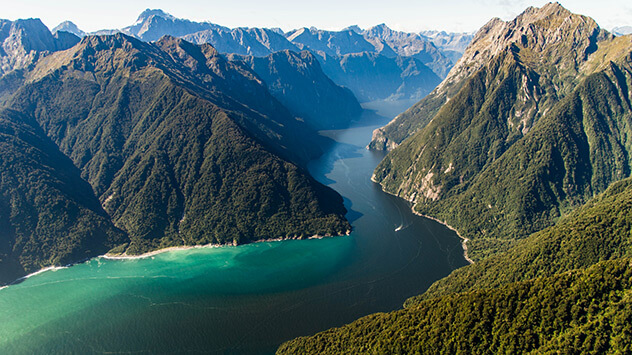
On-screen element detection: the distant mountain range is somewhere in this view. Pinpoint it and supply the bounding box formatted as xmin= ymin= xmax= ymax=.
xmin=50 ymin=10 xmax=471 ymax=102
xmin=613 ymin=26 xmax=632 ymax=36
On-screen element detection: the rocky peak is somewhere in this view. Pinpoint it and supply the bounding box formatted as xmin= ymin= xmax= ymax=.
xmin=343 ymin=25 xmax=363 ymax=34
xmin=136 ymin=9 xmax=175 ymax=23
xmin=52 ymin=21 xmax=86 ymax=37
xmin=440 ymin=2 xmax=611 ymax=92
xmin=1 ymin=18 xmax=78 ymax=76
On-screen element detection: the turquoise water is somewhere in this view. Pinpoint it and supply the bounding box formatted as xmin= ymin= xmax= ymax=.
xmin=0 ymin=113 xmax=467 ymax=354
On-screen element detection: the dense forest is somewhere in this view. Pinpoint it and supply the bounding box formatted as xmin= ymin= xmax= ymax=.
xmin=278 ymin=259 xmax=632 ymax=354
xmin=0 ymin=33 xmax=351 ymax=283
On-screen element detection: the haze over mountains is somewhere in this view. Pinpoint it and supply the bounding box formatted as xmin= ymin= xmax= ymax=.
xmin=50 ymin=9 xmax=469 ymax=102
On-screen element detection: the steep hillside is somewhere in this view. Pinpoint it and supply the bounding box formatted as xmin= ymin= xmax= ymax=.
xmin=369 ymin=2 xmax=611 ymax=150
xmin=278 ymin=258 xmax=632 ymax=354
xmin=0 ymin=34 xmax=350 ymax=281
xmin=373 ymin=4 xmax=631 ymax=260
xmin=364 ymin=24 xmax=452 ymax=77
xmin=414 ymin=176 xmax=632 ymax=301
xmin=318 ymin=52 xmax=441 ymax=102
xmin=228 ymin=50 xmax=362 ymax=129
xmin=0 ymin=108 xmax=125 ymax=284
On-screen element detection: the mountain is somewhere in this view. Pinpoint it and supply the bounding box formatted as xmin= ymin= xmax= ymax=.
xmin=0 ymin=34 xmax=350 ymax=284
xmin=286 ymin=27 xmax=380 ymax=57
xmin=420 ymin=30 xmax=474 ymax=63
xmin=121 ymin=9 xmax=226 ymax=42
xmin=364 ymin=24 xmax=453 ymax=77
xmin=0 ymin=18 xmax=80 ymax=77
xmin=227 ymin=50 xmax=362 ymax=129
xmin=613 ymin=26 xmax=632 ymax=36
xmin=370 ymin=4 xmax=612 ymax=150
xmin=52 ymin=21 xmax=86 ymax=38
xmin=278 ymin=258 xmax=632 ymax=354
xmin=286 ymin=24 xmax=454 ymax=78
xmin=61 ymin=10 xmax=452 ymax=103
xmin=183 ymin=27 xmax=300 ymax=57
xmin=316 ymin=51 xmax=441 ymax=102
xmin=371 ymin=4 xmax=632 ymax=261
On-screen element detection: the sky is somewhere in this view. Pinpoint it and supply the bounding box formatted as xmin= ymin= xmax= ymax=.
xmin=0 ymin=0 xmax=630 ymax=34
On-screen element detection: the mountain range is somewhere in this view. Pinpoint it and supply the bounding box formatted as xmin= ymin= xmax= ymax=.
xmin=51 ymin=10 xmax=469 ymax=102
xmin=371 ymin=3 xmax=629 ymax=259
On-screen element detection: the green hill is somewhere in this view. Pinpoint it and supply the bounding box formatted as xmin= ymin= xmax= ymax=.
xmin=411 ymin=176 xmax=632 ymax=302
xmin=0 ymin=108 xmax=125 ymax=284
xmin=278 ymin=258 xmax=632 ymax=354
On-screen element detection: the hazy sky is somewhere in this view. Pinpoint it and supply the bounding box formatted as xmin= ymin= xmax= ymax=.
xmin=0 ymin=0 xmax=630 ymax=33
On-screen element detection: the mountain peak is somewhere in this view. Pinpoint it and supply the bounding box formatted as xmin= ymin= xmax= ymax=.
xmin=343 ymin=25 xmax=363 ymax=34
xmin=136 ymin=9 xmax=175 ymax=23
xmin=52 ymin=20 xmax=86 ymax=37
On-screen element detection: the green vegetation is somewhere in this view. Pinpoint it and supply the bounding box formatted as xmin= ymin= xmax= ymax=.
xmin=414 ymin=176 xmax=632 ymax=302
xmin=0 ymin=33 xmax=350 ymax=282
xmin=373 ymin=5 xmax=631 ymax=260
xmin=228 ymin=50 xmax=362 ymax=130
xmin=278 ymin=258 xmax=632 ymax=354
xmin=0 ymin=108 xmax=125 ymax=284
xmin=279 ymin=6 xmax=632 ymax=354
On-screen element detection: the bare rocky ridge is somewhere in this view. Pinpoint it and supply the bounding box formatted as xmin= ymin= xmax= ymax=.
xmin=0 ymin=18 xmax=79 ymax=77
xmin=369 ymin=2 xmax=612 ymax=150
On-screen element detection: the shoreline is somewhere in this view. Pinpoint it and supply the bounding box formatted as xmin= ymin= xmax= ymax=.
xmin=370 ymin=174 xmax=474 ymax=265
xmin=104 ymin=230 xmax=352 ymax=260
xmin=1 ymin=230 xmax=353 ymax=288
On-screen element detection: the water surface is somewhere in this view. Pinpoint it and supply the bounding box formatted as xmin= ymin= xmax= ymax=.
xmin=0 ymin=110 xmax=467 ymax=354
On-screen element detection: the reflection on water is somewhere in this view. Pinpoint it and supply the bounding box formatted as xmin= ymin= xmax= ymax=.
xmin=0 ymin=107 xmax=467 ymax=354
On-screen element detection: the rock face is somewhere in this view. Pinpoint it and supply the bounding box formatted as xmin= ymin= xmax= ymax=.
xmin=122 ymin=9 xmax=226 ymax=42
xmin=52 ymin=21 xmax=86 ymax=37
xmin=372 ymin=3 xmax=632 ymax=260
xmin=184 ymin=27 xmax=299 ymax=57
xmin=420 ymin=30 xmax=474 ymax=63
xmin=0 ymin=34 xmax=351 ymax=284
xmin=0 ymin=18 xmax=79 ymax=76
xmin=228 ymin=50 xmax=362 ymax=129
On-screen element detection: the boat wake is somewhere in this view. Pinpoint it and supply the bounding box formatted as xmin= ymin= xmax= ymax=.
xmin=394 ymin=223 xmax=411 ymax=232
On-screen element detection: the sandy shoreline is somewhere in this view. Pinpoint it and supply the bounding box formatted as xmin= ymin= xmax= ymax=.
xmin=371 ymin=175 xmax=474 ymax=265
xmin=0 ymin=231 xmax=353 ymax=288
xmin=104 ymin=231 xmax=351 ymax=260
